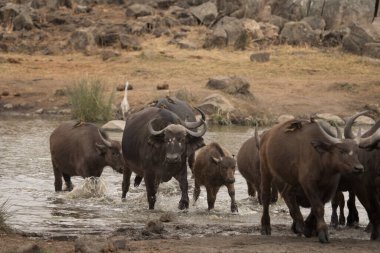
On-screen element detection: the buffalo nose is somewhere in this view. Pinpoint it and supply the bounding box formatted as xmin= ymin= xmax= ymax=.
xmin=226 ymin=178 xmax=235 ymax=184
xmin=165 ymin=154 xmax=180 ymax=163
xmin=353 ymin=164 xmax=364 ymax=174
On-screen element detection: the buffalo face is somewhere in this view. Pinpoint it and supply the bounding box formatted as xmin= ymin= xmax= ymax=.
xmin=96 ymin=130 xmax=124 ymax=173
xmin=212 ymin=156 xmax=236 ymax=184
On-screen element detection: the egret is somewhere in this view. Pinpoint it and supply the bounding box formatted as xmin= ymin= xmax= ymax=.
xmin=120 ymin=81 xmax=130 ymax=120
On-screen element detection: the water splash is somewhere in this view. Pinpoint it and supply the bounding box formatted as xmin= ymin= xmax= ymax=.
xmin=66 ymin=177 xmax=108 ymax=199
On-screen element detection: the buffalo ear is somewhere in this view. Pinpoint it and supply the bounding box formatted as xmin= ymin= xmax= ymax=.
xmin=211 ymin=156 xmax=221 ymax=164
xmin=186 ymin=137 xmax=205 ymax=157
xmin=95 ymin=143 xmax=107 ymax=155
xmin=311 ymin=140 xmax=331 ymax=154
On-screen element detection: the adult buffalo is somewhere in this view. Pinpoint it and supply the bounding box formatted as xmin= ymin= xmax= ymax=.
xmin=236 ymin=129 xmax=278 ymax=204
xmin=259 ymin=118 xmax=368 ymax=243
xmin=331 ymin=111 xmax=380 ymax=240
xmin=50 ymin=121 xmax=124 ymax=191
xmin=121 ymin=107 xmax=207 ymax=210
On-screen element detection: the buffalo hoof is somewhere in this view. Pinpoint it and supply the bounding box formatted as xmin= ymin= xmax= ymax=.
xmin=178 ymin=200 xmax=189 ymax=210
xmin=231 ymin=203 xmax=238 ymax=213
xmin=261 ymin=225 xmax=271 ymax=235
xmin=318 ymin=231 xmax=329 ymax=244
xmin=291 ymin=221 xmax=304 ymax=235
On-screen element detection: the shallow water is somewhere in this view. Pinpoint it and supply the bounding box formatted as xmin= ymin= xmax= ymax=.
xmin=0 ymin=117 xmax=370 ymax=240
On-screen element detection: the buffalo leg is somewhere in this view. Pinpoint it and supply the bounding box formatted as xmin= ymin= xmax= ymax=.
xmin=330 ymin=191 xmax=344 ymax=228
xmin=121 ymin=168 xmax=132 ymax=199
xmin=206 ymin=186 xmax=219 ymax=210
xmin=144 ymin=170 xmax=157 ymax=210
xmin=270 ymin=183 xmax=278 ymax=204
xmin=174 ymin=164 xmax=189 ymax=210
xmin=188 ymin=153 xmax=195 ymax=175
xmin=347 ymin=191 xmax=359 ymax=227
xmin=247 ymin=181 xmax=256 ymax=197
xmin=282 ymin=186 xmax=304 ymax=235
xmin=53 ymin=163 xmax=63 ymax=192
xmin=193 ymin=179 xmax=201 ymax=204
xmin=227 ymin=183 xmax=238 ymax=213
xmin=304 ymin=212 xmax=317 ymax=237
xmin=62 ymin=173 xmax=73 ymax=191
xmin=303 ymin=184 xmax=329 ymax=243
xmin=260 ymin=159 xmax=272 ymax=235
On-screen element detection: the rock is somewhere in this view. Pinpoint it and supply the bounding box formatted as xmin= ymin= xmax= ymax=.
xmin=146 ymin=220 xmax=164 ymax=234
xmin=35 ymin=108 xmax=44 ymax=114
xmin=3 ymin=103 xmax=13 ymax=109
xmin=364 ymin=103 xmax=380 ymax=114
xmin=101 ymin=50 xmax=121 ymax=61
xmin=159 ymin=212 xmax=176 ymax=222
xmin=187 ymin=0 xmax=209 ymax=6
xmin=68 ymin=28 xmax=95 ymax=51
xmin=157 ymin=0 xmax=176 ymax=9
xmin=203 ymin=27 xmax=227 ymax=49
xmin=58 ymin=109 xmax=71 ymax=115
xmin=280 ymin=21 xmax=321 ymax=46
xmin=102 ymin=120 xmax=125 ymax=132
xmin=316 ymin=113 xmax=345 ymax=126
xmin=16 ymin=243 xmax=41 ymax=253
xmin=2 ymin=91 xmax=9 ymax=96
xmin=176 ymin=39 xmax=199 ymax=49
xmin=268 ymin=14 xmax=288 ymax=30
xmin=74 ymin=5 xmax=92 ymax=14
xmin=120 ymin=34 xmax=142 ymax=51
xmin=301 ymin=16 xmax=326 ymax=31
xmin=216 ymin=0 xmax=242 ymax=17
xmin=13 ymin=12 xmax=33 ymax=31
xmin=157 ymin=83 xmax=169 ymax=90
xmin=189 ymin=1 xmax=217 ymax=25
xmin=126 ymin=3 xmax=154 ymax=18
xmin=342 ymin=23 xmax=380 ymax=55
xmin=74 ymin=236 xmax=115 ymax=253
xmin=322 ymin=30 xmax=344 ymax=47
xmin=94 ymin=27 xmax=120 ymax=47
xmin=363 ymin=43 xmax=380 ymax=59
xmin=54 ymin=89 xmax=66 ymax=96
xmin=250 ymin=52 xmax=270 ymax=62
xmin=198 ymin=94 xmax=235 ymax=115
xmin=206 ymin=76 xmax=253 ymax=96
xmin=259 ymin=22 xmax=280 ymax=41
xmin=242 ymin=18 xmax=264 ymax=41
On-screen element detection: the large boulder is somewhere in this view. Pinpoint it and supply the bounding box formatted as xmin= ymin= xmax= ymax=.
xmin=126 ymin=3 xmax=154 ymax=18
xmin=216 ymin=0 xmax=242 ymax=17
xmin=67 ymin=28 xmax=95 ymax=51
xmin=204 ymin=16 xmax=248 ymax=50
xmin=279 ymin=21 xmax=321 ymax=46
xmin=363 ymin=43 xmax=380 ymax=59
xmin=342 ymin=23 xmax=380 ymax=56
xmin=206 ymin=75 xmax=253 ymax=97
xmin=0 ymin=3 xmax=34 ymax=29
xmin=198 ymin=93 xmax=235 ymax=115
xmin=189 ymin=1 xmax=217 ymax=25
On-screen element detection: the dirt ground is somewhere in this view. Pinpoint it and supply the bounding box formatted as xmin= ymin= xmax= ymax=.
xmin=1 ymin=36 xmax=380 ymax=252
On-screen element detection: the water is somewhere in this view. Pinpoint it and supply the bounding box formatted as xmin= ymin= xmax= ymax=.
xmin=0 ymin=117 xmax=369 ymax=239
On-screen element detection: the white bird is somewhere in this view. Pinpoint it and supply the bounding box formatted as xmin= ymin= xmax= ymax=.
xmin=120 ymin=81 xmax=130 ymax=120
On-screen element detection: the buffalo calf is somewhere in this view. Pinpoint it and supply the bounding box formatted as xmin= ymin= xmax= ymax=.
xmin=193 ymin=142 xmax=238 ymax=212
xmin=50 ymin=121 xmax=124 ymax=191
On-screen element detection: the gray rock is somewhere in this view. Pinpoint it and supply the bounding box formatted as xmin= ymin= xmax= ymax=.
xmin=342 ymin=23 xmax=380 ymax=55
xmin=203 ymin=27 xmax=227 ymax=49
xmin=206 ymin=76 xmax=252 ymax=96
xmin=126 ymin=3 xmax=154 ymax=18
xmin=301 ymin=15 xmax=326 ymax=31
xmin=35 ymin=108 xmax=44 ymax=114
xmin=259 ymin=22 xmax=280 ymax=41
xmin=363 ymin=43 xmax=380 ymax=59
xmin=216 ymin=0 xmax=242 ymax=17
xmin=210 ymin=16 xmax=249 ymax=50
xmin=13 ymin=12 xmax=33 ymax=31
xmin=74 ymin=236 xmax=115 ymax=253
xmin=68 ymin=28 xmax=95 ymax=51
xmin=101 ymin=50 xmax=121 ymax=61
xmin=3 ymin=103 xmax=13 ymax=109
xmin=316 ymin=113 xmax=345 ymax=126
xmin=157 ymin=0 xmax=176 ymax=9
xmin=159 ymin=212 xmax=176 ymax=222
xmin=198 ymin=94 xmax=235 ymax=115
xmin=120 ymin=34 xmax=142 ymax=51
xmin=242 ymin=18 xmax=264 ymax=41
xmin=146 ymin=220 xmax=164 ymax=234
xmin=190 ymin=1 xmax=217 ymax=25
xmin=250 ymin=52 xmax=270 ymax=62
xmin=74 ymin=5 xmax=92 ymax=14
xmin=280 ymin=21 xmax=321 ymax=46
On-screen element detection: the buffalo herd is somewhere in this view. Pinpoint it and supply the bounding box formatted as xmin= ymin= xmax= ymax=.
xmin=49 ymin=97 xmax=380 ymax=243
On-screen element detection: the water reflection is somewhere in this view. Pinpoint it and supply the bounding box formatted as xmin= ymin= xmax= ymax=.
xmin=0 ymin=117 xmax=369 ymax=239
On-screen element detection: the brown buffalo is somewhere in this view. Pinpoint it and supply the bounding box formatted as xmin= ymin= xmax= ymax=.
xmin=50 ymin=121 xmax=124 ymax=191
xmin=259 ymin=118 xmax=365 ymax=243
xmin=237 ymin=128 xmax=278 ymax=204
xmin=193 ymin=142 xmax=238 ymax=212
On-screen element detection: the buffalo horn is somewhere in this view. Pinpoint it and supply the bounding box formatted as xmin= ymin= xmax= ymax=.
xmin=98 ymin=129 xmax=112 ymax=147
xmin=185 ymin=120 xmax=207 ymax=138
xmin=147 ymin=119 xmax=166 ymax=136
xmin=359 ymin=128 xmax=380 ymax=149
xmin=362 ymin=119 xmax=380 ymax=138
xmin=315 ymin=121 xmax=342 ymax=144
xmin=344 ymin=111 xmax=369 ymax=139
xmin=182 ymin=107 xmax=206 ymax=129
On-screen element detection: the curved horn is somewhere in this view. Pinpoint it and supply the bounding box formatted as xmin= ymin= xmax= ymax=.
xmin=344 ymin=111 xmax=369 ymax=139
xmin=182 ymin=107 xmax=206 ymax=129
xmin=315 ymin=121 xmax=342 ymax=144
xmin=185 ymin=120 xmax=207 ymax=138
xmin=147 ymin=119 xmax=166 ymax=136
xmin=98 ymin=129 xmax=112 ymax=147
xmin=362 ymin=119 xmax=380 ymax=138
xmin=359 ymin=128 xmax=380 ymax=149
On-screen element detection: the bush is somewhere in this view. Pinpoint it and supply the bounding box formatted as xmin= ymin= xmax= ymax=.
xmin=67 ymin=79 xmax=114 ymax=122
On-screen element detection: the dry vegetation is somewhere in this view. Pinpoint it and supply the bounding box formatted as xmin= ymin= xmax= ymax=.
xmin=1 ymin=29 xmax=380 ymax=122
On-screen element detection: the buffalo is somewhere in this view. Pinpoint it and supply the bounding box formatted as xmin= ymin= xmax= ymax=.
xmin=237 ymin=128 xmax=278 ymax=204
xmin=259 ymin=118 xmax=366 ymax=243
xmin=121 ymin=107 xmax=207 ymax=210
xmin=193 ymin=142 xmax=238 ymax=212
xmin=330 ymin=111 xmax=380 ymax=240
xmin=50 ymin=121 xmax=124 ymax=191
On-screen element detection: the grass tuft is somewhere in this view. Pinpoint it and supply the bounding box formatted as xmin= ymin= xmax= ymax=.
xmin=66 ymin=78 xmax=114 ymax=122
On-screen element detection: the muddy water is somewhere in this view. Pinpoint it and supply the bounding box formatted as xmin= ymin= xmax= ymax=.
xmin=0 ymin=117 xmax=370 ymax=240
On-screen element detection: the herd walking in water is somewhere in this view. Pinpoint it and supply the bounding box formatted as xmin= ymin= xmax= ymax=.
xmin=49 ymin=95 xmax=380 ymax=244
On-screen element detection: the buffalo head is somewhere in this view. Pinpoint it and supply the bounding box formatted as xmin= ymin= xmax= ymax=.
xmin=211 ymin=155 xmax=236 ymax=184
xmin=96 ymin=130 xmax=124 ymax=173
